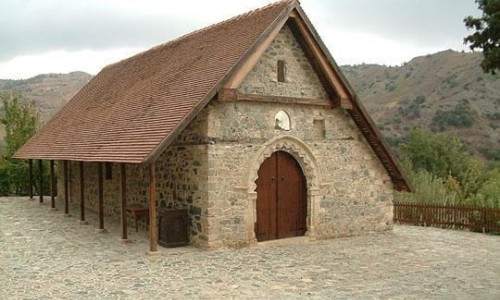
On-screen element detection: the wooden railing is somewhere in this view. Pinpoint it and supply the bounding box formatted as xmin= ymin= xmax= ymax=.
xmin=393 ymin=202 xmax=500 ymax=233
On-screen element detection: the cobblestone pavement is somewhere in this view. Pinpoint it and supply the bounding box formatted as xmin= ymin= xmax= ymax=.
xmin=0 ymin=197 xmax=499 ymax=299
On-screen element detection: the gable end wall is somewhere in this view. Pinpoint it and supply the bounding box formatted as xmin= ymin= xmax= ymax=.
xmin=56 ymin=24 xmax=393 ymax=249
xmin=204 ymin=24 xmax=393 ymax=247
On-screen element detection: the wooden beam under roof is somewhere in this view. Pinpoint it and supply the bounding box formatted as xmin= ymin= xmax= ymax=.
xmin=38 ymin=160 xmax=43 ymax=204
xmin=64 ymin=161 xmax=70 ymax=216
xmin=29 ymin=159 xmax=33 ymax=200
xmin=50 ymin=160 xmax=56 ymax=210
xmin=148 ymin=162 xmax=158 ymax=253
xmin=97 ymin=162 xmax=107 ymax=232
xmin=120 ymin=163 xmax=128 ymax=240
xmin=79 ymin=161 xmax=87 ymax=224
xmin=217 ymin=89 xmax=335 ymax=107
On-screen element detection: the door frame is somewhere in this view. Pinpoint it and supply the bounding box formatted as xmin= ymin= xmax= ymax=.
xmin=243 ymin=135 xmax=320 ymax=244
xmin=255 ymin=151 xmax=308 ymax=241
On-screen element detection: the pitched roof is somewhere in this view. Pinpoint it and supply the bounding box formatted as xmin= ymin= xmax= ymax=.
xmin=14 ymin=0 xmax=412 ymax=191
xmin=14 ymin=0 xmax=294 ymax=163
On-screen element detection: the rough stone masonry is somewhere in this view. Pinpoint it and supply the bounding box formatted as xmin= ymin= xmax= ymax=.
xmin=58 ymin=25 xmax=393 ymax=249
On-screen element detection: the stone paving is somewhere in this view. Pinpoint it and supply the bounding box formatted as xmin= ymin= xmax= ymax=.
xmin=0 ymin=197 xmax=499 ymax=299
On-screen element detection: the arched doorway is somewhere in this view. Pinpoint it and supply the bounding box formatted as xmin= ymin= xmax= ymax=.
xmin=254 ymin=151 xmax=307 ymax=242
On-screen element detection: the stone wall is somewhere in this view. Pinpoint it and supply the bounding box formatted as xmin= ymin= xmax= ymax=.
xmin=202 ymin=24 xmax=393 ymax=247
xmin=58 ymin=24 xmax=393 ymax=249
xmin=239 ymin=25 xmax=328 ymax=100
xmin=57 ymin=110 xmax=211 ymax=247
xmin=204 ymin=102 xmax=393 ymax=247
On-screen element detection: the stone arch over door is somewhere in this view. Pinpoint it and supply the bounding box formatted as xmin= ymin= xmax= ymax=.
xmin=244 ymin=135 xmax=320 ymax=243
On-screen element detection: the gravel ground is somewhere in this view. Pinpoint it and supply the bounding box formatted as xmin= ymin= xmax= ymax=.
xmin=0 ymin=197 xmax=499 ymax=299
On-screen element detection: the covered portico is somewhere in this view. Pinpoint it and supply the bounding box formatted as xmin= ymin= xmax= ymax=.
xmin=26 ymin=158 xmax=160 ymax=253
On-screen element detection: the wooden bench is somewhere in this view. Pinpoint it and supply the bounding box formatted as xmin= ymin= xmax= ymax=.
xmin=126 ymin=205 xmax=149 ymax=232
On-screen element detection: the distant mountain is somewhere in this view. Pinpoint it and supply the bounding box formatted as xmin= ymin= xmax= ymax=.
xmin=0 ymin=72 xmax=92 ymax=145
xmin=0 ymin=71 xmax=92 ymax=121
xmin=0 ymin=50 xmax=498 ymax=160
xmin=341 ymin=50 xmax=500 ymax=160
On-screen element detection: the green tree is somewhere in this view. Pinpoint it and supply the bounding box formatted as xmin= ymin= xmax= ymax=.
xmin=0 ymin=92 xmax=43 ymax=195
xmin=400 ymin=128 xmax=473 ymax=181
xmin=470 ymin=165 xmax=500 ymax=207
xmin=464 ymin=0 xmax=500 ymax=74
xmin=395 ymin=158 xmax=460 ymax=205
xmin=396 ymin=128 xmax=499 ymax=208
xmin=1 ymin=93 xmax=39 ymax=157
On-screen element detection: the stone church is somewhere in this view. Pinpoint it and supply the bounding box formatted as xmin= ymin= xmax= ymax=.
xmin=15 ymin=0 xmax=411 ymax=251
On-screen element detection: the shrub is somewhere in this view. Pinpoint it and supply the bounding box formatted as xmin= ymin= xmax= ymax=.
xmin=398 ymin=96 xmax=426 ymax=119
xmin=397 ymin=129 xmax=500 ymax=208
xmin=395 ymin=160 xmax=459 ymax=205
xmin=430 ymin=100 xmax=476 ymax=130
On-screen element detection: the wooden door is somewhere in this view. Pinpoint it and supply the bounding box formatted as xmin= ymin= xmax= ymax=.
xmin=255 ymin=151 xmax=307 ymax=241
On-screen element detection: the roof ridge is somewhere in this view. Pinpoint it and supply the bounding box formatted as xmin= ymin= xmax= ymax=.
xmin=104 ymin=0 xmax=295 ymax=70
xmin=160 ymin=0 xmax=295 ymax=45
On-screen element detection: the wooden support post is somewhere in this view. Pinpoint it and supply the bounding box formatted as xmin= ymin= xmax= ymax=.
xmin=50 ymin=160 xmax=56 ymax=210
xmin=29 ymin=159 xmax=33 ymax=200
xmin=97 ymin=162 xmax=106 ymax=232
xmin=63 ymin=161 xmax=70 ymax=216
xmin=149 ymin=162 xmax=158 ymax=252
xmin=79 ymin=161 xmax=87 ymax=224
xmin=38 ymin=160 xmax=44 ymax=204
xmin=120 ymin=163 xmax=128 ymax=240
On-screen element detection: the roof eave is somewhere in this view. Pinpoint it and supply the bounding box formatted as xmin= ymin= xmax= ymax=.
xmin=293 ymin=5 xmax=413 ymax=192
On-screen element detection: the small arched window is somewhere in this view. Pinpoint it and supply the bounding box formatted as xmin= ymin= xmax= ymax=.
xmin=275 ymin=110 xmax=291 ymax=131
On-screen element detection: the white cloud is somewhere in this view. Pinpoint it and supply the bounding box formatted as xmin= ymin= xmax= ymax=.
xmin=322 ymin=30 xmax=463 ymax=66
xmin=0 ymin=48 xmax=142 ymax=79
xmin=0 ymin=0 xmax=482 ymax=79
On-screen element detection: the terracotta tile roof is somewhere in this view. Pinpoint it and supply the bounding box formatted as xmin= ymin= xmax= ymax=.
xmin=14 ymin=0 xmax=411 ymax=191
xmin=14 ymin=0 xmax=294 ymax=163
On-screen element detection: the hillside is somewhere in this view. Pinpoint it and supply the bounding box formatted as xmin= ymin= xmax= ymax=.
xmin=341 ymin=50 xmax=500 ymax=160
xmin=0 ymin=72 xmax=92 ymax=145
xmin=0 ymin=50 xmax=498 ymax=160
xmin=0 ymin=71 xmax=92 ymax=121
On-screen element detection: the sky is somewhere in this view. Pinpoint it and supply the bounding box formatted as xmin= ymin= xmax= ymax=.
xmin=0 ymin=0 xmax=482 ymax=79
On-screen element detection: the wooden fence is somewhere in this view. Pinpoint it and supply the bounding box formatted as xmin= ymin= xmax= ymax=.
xmin=393 ymin=202 xmax=500 ymax=233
